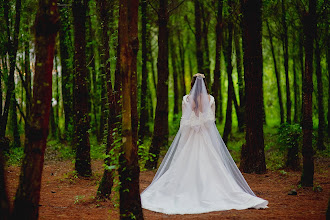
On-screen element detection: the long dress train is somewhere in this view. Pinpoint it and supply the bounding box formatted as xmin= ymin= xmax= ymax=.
xmin=141 ymin=76 xmax=268 ymax=214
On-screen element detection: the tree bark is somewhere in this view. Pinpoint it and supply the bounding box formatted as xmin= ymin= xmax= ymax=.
xmin=315 ymin=30 xmax=325 ymax=151
xmin=138 ymin=0 xmax=150 ymax=142
xmin=328 ymin=35 xmax=330 ymax=137
xmin=223 ymin=10 xmax=233 ymax=144
xmin=292 ymin=33 xmax=299 ymax=123
xmin=212 ymin=0 xmax=223 ymax=123
xmin=239 ymin=0 xmax=266 ymax=174
xmin=0 ymin=0 xmax=21 ymax=139
xmin=178 ymin=31 xmax=186 ymax=95
xmin=24 ymin=41 xmax=32 ymax=139
xmin=12 ymin=1 xmax=58 ymax=218
xmin=201 ymin=2 xmax=211 ymax=87
xmin=96 ymin=0 xmax=115 ymax=199
xmin=234 ymin=23 xmax=245 ymax=131
xmin=11 ymin=84 xmax=20 ymax=148
xmin=170 ymin=36 xmax=179 ymax=115
xmin=0 ymin=138 xmax=10 ymax=220
xmin=118 ymin=0 xmax=143 ymax=218
xmin=145 ymin=0 xmax=169 ymax=170
xmin=266 ymin=20 xmax=284 ymax=124
xmin=300 ymin=0 xmax=316 ymax=187
xmin=73 ymin=0 xmax=92 ymax=177
xmin=194 ymin=0 xmax=203 ymax=73
xmin=282 ymin=0 xmax=291 ymax=124
xmin=59 ymin=0 xmax=74 ymax=141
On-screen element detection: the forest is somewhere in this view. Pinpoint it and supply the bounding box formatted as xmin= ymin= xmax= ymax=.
xmin=0 ymin=0 xmax=329 ymax=219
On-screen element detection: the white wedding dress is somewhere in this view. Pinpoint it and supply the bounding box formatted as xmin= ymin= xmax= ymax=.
xmin=141 ymin=76 xmax=268 ymax=214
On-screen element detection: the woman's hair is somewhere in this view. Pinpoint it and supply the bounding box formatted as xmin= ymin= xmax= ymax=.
xmin=191 ymin=75 xmax=208 ymax=92
xmin=189 ymin=74 xmax=208 ymax=112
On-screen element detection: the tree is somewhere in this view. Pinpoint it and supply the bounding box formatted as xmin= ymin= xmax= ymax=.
xmin=328 ymin=35 xmax=330 ymax=137
xmin=0 ymin=0 xmax=21 ymax=142
xmin=118 ymin=0 xmax=143 ymax=218
xmin=222 ymin=0 xmax=234 ymax=144
xmin=315 ymin=27 xmax=325 ymax=151
xmin=234 ymin=21 xmax=246 ymax=132
xmin=201 ymin=1 xmax=211 ymax=86
xmin=0 ymin=138 xmax=10 ymax=220
xmin=212 ymin=0 xmax=223 ymax=123
xmin=266 ymin=20 xmax=284 ymax=124
xmin=11 ymin=0 xmax=58 ymax=218
xmin=145 ymin=0 xmax=169 ymax=170
xmin=59 ymin=0 xmax=74 ymax=141
xmin=292 ymin=33 xmax=299 ymax=123
xmin=300 ymin=0 xmax=316 ymax=187
xmin=240 ymin=0 xmax=266 ymax=174
xmin=96 ymin=0 xmax=115 ymax=199
xmin=194 ymin=0 xmax=203 ymax=73
xmin=281 ymin=0 xmax=291 ymax=124
xmin=170 ymin=35 xmax=179 ymax=115
xmin=138 ymin=0 xmax=150 ymax=142
xmin=72 ymin=0 xmax=92 ymax=177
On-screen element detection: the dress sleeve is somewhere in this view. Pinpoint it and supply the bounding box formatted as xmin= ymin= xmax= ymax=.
xmin=211 ymin=96 xmax=216 ymax=119
xmin=182 ymin=95 xmax=187 ymax=112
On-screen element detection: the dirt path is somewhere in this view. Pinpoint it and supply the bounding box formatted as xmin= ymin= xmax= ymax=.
xmin=5 ymin=158 xmax=329 ymax=219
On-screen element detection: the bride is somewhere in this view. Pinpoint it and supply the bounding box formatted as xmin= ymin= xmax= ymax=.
xmin=141 ymin=73 xmax=268 ymax=214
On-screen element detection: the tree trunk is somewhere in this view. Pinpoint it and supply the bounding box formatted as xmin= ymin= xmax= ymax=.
xmin=201 ymin=2 xmax=211 ymax=87
xmin=50 ymin=105 xmax=57 ymax=138
xmin=328 ymin=36 xmax=330 ymax=137
xmin=293 ymin=33 xmax=299 ymax=123
xmin=315 ymin=31 xmax=325 ymax=151
xmin=118 ymin=0 xmax=143 ymax=218
xmin=12 ymin=1 xmax=58 ymax=218
xmin=59 ymin=0 xmax=74 ymax=140
xmin=299 ymin=31 xmax=304 ymax=122
xmin=212 ymin=0 xmax=223 ymax=123
xmin=95 ymin=0 xmax=115 ymax=199
xmin=234 ymin=23 xmax=245 ymax=131
xmin=11 ymin=84 xmax=20 ymax=148
xmin=300 ymin=0 xmax=316 ymax=187
xmin=266 ymin=20 xmax=284 ymax=124
xmin=145 ymin=0 xmax=169 ymax=170
xmin=86 ymin=8 xmax=99 ymax=140
xmin=239 ymin=0 xmax=266 ymax=174
xmin=0 ymin=138 xmax=10 ymax=220
xmin=282 ymin=0 xmax=291 ymax=124
xmin=170 ymin=37 xmax=179 ymax=115
xmin=223 ymin=13 xmax=233 ymax=144
xmin=194 ymin=0 xmax=203 ymax=73
xmin=55 ymin=54 xmax=60 ymax=138
xmin=0 ymin=0 xmax=21 ymax=139
xmin=73 ymin=0 xmax=92 ymax=177
xmin=98 ymin=75 xmax=107 ymax=143
xmin=178 ymin=31 xmax=186 ymax=95
xmin=138 ymin=0 xmax=150 ymax=142
xmin=24 ymin=41 xmax=32 ymax=139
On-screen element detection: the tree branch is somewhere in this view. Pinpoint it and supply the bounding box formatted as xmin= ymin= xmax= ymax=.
xmin=168 ymin=0 xmax=185 ymax=14
xmin=15 ymin=64 xmax=31 ymax=103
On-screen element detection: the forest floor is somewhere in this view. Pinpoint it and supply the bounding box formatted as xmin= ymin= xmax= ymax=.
xmin=5 ymin=150 xmax=329 ymax=220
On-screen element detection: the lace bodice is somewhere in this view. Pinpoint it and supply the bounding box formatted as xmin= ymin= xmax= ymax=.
xmin=180 ymin=95 xmax=216 ymax=131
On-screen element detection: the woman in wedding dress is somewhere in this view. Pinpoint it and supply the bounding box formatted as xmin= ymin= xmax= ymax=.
xmin=141 ymin=73 xmax=268 ymax=214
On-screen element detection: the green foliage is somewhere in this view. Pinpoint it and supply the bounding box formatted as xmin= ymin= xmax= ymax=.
xmin=277 ymin=123 xmax=302 ymax=151
xmin=138 ymin=139 xmax=156 ymax=170
xmin=169 ymin=114 xmax=181 ymax=136
xmin=74 ymin=195 xmax=86 ymax=204
xmin=4 ymin=146 xmax=24 ymax=165
xmin=89 ymin=136 xmax=106 ymax=160
xmin=60 ymin=170 xmax=79 ymax=184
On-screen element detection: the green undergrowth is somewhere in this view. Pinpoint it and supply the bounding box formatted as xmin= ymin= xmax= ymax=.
xmin=4 ymin=124 xmax=329 ymax=174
